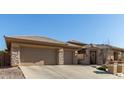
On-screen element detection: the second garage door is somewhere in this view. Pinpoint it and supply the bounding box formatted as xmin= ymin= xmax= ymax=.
xmin=20 ymin=46 xmax=57 ymax=65
xmin=64 ymin=50 xmax=73 ymax=65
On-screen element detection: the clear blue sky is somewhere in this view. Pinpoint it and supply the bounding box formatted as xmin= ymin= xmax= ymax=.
xmin=0 ymin=14 xmax=124 ymax=50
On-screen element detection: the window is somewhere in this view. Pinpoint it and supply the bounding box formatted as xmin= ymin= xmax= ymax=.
xmin=114 ymin=52 xmax=118 ymax=61
xmin=78 ymin=49 xmax=86 ymax=54
xmin=121 ymin=52 xmax=124 ymax=60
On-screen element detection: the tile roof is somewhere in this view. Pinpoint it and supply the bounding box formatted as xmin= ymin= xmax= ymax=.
xmin=5 ymin=35 xmax=82 ymax=49
xmin=67 ymin=40 xmax=87 ymax=46
xmin=83 ymin=44 xmax=124 ymax=51
xmin=5 ymin=35 xmax=65 ymax=44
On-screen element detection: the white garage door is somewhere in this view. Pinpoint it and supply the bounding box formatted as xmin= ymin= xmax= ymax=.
xmin=20 ymin=47 xmax=57 ymax=65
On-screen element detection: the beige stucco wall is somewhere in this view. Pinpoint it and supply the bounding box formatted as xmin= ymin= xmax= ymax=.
xmin=106 ymin=50 xmax=124 ymax=62
xmin=80 ymin=49 xmax=90 ymax=65
xmin=78 ymin=46 xmax=124 ymax=65
xmin=78 ymin=47 xmax=108 ymax=65
xmin=107 ymin=49 xmax=114 ymax=61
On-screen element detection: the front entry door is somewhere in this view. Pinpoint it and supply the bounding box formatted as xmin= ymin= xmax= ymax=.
xmin=90 ymin=51 xmax=96 ymax=64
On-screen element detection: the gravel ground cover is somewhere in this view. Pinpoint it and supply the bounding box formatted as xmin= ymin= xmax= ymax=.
xmin=0 ymin=67 xmax=25 ymax=79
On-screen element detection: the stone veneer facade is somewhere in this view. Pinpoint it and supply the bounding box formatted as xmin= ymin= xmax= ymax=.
xmin=11 ymin=43 xmax=124 ymax=66
xmin=79 ymin=47 xmax=106 ymax=65
xmin=73 ymin=51 xmax=78 ymax=64
xmin=58 ymin=48 xmax=64 ymax=65
xmin=11 ymin=43 xmax=20 ymax=66
xmin=78 ymin=45 xmax=124 ymax=65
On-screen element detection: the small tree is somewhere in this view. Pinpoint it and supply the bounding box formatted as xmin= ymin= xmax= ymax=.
xmin=0 ymin=50 xmax=9 ymax=67
xmin=0 ymin=50 xmax=5 ymax=54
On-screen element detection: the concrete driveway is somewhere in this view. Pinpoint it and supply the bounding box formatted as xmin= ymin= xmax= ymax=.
xmin=20 ymin=65 xmax=124 ymax=79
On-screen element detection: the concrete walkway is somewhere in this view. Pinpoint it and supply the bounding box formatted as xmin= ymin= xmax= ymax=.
xmin=20 ymin=65 xmax=124 ymax=79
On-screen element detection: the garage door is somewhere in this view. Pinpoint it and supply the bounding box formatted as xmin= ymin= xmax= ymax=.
xmin=64 ymin=50 xmax=73 ymax=65
xmin=20 ymin=47 xmax=57 ymax=65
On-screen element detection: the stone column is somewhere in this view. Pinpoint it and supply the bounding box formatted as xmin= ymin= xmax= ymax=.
xmin=73 ymin=51 xmax=78 ymax=64
xmin=11 ymin=43 xmax=20 ymax=66
xmin=58 ymin=48 xmax=64 ymax=65
xmin=84 ymin=49 xmax=90 ymax=65
xmin=106 ymin=49 xmax=111 ymax=64
xmin=97 ymin=49 xmax=103 ymax=65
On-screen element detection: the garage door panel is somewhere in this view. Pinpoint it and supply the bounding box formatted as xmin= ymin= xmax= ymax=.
xmin=20 ymin=47 xmax=57 ymax=65
xmin=64 ymin=50 xmax=73 ymax=65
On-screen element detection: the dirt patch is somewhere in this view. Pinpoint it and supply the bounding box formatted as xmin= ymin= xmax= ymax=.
xmin=0 ymin=67 xmax=25 ymax=79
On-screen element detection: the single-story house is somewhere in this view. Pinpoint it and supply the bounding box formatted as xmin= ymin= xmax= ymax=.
xmin=5 ymin=36 xmax=82 ymax=66
xmin=5 ymin=36 xmax=124 ymax=66
xmin=68 ymin=40 xmax=124 ymax=65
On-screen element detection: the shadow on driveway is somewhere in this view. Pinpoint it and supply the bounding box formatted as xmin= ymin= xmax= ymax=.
xmin=93 ymin=70 xmax=110 ymax=74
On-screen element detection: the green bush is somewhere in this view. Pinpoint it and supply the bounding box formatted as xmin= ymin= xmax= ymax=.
xmin=97 ymin=65 xmax=108 ymax=71
xmin=0 ymin=51 xmax=5 ymax=54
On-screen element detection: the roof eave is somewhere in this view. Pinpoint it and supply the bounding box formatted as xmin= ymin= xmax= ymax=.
xmin=5 ymin=36 xmax=81 ymax=49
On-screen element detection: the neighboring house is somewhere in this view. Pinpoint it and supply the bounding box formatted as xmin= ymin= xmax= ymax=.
xmin=5 ymin=36 xmax=82 ymax=66
xmin=68 ymin=40 xmax=124 ymax=65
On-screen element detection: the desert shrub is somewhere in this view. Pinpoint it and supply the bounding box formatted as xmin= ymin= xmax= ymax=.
xmin=0 ymin=50 xmax=10 ymax=67
xmin=97 ymin=65 xmax=108 ymax=71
